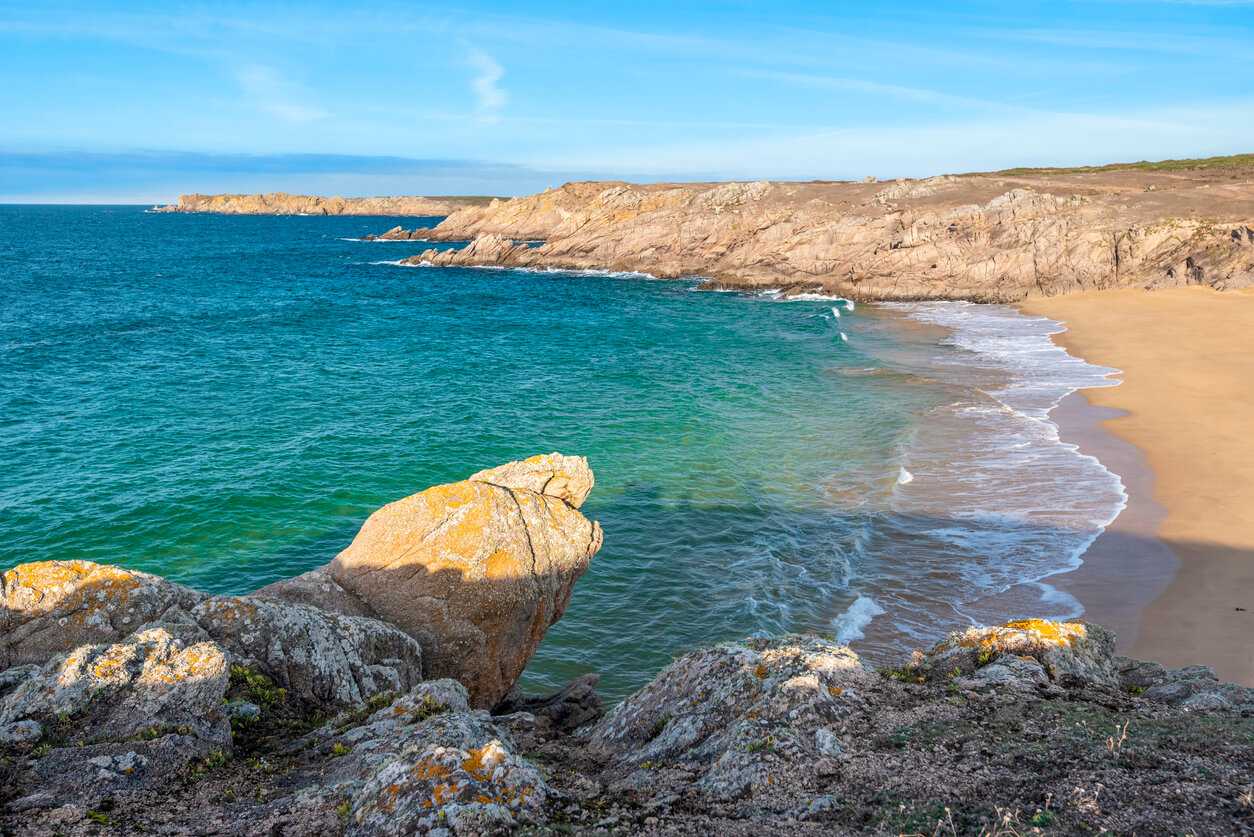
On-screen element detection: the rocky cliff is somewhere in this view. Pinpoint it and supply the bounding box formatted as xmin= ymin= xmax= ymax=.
xmin=153 ymin=193 xmax=491 ymax=216
xmin=394 ymin=168 xmax=1254 ymax=301
xmin=2 ymin=458 xmax=1252 ymax=834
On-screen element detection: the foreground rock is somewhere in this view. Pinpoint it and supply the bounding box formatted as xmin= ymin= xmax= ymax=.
xmin=589 ymin=635 xmax=874 ymax=799
xmin=398 ymin=166 xmax=1254 ymax=300
xmin=0 ymin=560 xmax=203 ymax=668
xmin=152 ymin=193 xmax=488 ymax=216
xmin=0 ymin=561 xmax=425 ymax=711
xmin=3 ymin=617 xmax=1252 ymax=835
xmin=258 ymin=453 xmax=602 ymax=708
xmin=1 ymin=624 xmax=231 ymax=747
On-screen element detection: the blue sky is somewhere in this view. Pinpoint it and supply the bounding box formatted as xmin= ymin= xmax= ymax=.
xmin=1 ymin=0 xmax=1251 ymax=201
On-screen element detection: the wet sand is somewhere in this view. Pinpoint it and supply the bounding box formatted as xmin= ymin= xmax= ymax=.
xmin=1018 ymin=287 xmax=1254 ymax=685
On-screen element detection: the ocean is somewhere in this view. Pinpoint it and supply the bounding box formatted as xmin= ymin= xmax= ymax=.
xmin=0 ymin=205 xmax=1125 ymax=700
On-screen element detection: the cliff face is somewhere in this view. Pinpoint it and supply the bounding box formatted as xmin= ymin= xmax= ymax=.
xmin=404 ymin=170 xmax=1254 ymax=301
xmin=153 ymin=192 xmax=481 ymax=216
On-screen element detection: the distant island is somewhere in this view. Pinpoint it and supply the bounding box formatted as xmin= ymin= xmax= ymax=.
xmin=152 ymin=192 xmax=501 ymax=216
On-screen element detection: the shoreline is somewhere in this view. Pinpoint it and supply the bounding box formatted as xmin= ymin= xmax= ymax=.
xmin=1018 ymin=287 xmax=1254 ymax=686
xmin=1037 ymin=391 xmax=1178 ymax=652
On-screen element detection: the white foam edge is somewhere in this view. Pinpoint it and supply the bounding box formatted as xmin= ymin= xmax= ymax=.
xmin=830 ymin=595 xmax=887 ymax=643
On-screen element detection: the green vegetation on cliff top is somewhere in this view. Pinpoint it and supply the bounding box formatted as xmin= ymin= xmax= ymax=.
xmin=988 ymin=152 xmax=1254 ymax=176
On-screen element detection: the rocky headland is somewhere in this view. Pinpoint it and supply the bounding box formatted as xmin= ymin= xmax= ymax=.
xmin=153 ymin=193 xmax=494 ymax=217
xmin=389 ymin=161 xmax=1254 ymax=301
xmin=2 ymin=455 xmax=1252 ymax=835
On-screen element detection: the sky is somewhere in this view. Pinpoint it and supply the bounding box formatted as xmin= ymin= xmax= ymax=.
xmin=1 ymin=0 xmax=1252 ymax=202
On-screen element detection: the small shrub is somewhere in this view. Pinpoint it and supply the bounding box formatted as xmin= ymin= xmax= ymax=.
xmin=745 ymin=734 xmax=777 ymax=754
xmin=879 ymin=665 xmax=925 ymax=684
xmin=229 ymin=666 xmax=286 ymax=709
xmin=410 ymin=695 xmax=450 ymax=723
xmin=330 ymin=742 xmax=352 ymax=759
xmin=186 ymin=749 xmax=232 ymax=784
xmin=648 ymin=712 xmax=675 ymax=740
xmin=1030 ymin=810 xmax=1058 ymax=827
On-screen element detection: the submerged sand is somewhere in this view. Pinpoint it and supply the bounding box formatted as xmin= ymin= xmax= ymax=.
xmin=1018 ymin=287 xmax=1254 ymax=685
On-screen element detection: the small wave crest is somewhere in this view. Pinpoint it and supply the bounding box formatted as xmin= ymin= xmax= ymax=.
xmin=831 ymin=596 xmax=887 ymax=643
xmin=342 ymin=237 xmax=433 ymax=243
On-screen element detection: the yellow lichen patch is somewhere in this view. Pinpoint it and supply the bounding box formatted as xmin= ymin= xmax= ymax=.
xmin=483 ymin=548 xmax=522 ymax=581
xmin=92 ymin=659 xmax=122 ymax=678
xmin=11 ymin=562 xmax=145 ymax=613
xmin=753 ymin=665 xmax=769 ymax=680
xmin=9 ymin=561 xmax=86 ymax=590
xmin=1001 ymin=619 xmax=1086 ymax=647
xmin=828 ymin=687 xmax=843 ymax=697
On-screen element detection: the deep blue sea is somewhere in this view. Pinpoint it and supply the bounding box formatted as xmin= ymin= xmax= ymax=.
xmin=0 ymin=206 xmax=1125 ymax=699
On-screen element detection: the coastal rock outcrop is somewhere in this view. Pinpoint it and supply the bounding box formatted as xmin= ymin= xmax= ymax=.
xmin=2 ymin=610 xmax=1253 ymax=835
xmin=911 ymin=618 xmax=1119 ymax=687
xmin=360 ymin=225 xmax=429 ymax=241
xmin=0 ymin=456 xmax=600 ymax=719
xmin=152 ymin=193 xmax=483 ymax=216
xmin=190 ymin=596 xmax=424 ymax=708
xmin=406 ymin=232 xmax=527 ymax=268
xmin=0 ymin=624 xmax=231 ymax=746
xmin=0 ymin=560 xmax=203 ymax=668
xmin=261 ymin=455 xmax=602 ymax=708
xmin=0 ymin=562 xmax=424 ymax=712
xmin=589 ymin=635 xmax=875 ymax=799
xmin=401 ymin=169 xmax=1254 ymax=301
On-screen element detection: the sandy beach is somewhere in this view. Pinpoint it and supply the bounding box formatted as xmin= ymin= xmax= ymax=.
xmin=1019 ymin=287 xmax=1254 ymax=686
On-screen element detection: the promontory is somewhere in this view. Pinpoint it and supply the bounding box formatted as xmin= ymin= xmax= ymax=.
xmin=390 ymin=155 xmax=1254 ymax=302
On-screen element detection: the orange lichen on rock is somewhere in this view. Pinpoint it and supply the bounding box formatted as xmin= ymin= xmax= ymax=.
xmin=916 ymin=619 xmax=1117 ymax=687
xmin=1001 ymin=619 xmax=1086 ymax=646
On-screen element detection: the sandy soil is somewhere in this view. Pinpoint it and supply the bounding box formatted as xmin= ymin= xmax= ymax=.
xmin=1018 ymin=287 xmax=1254 ymax=685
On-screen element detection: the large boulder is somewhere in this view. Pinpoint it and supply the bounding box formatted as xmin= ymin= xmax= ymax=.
xmin=0 ymin=560 xmax=203 ymax=668
xmin=257 ymin=455 xmax=602 ymax=708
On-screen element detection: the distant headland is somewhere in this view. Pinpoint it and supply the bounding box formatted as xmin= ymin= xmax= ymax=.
xmin=152 ymin=192 xmax=500 ymax=216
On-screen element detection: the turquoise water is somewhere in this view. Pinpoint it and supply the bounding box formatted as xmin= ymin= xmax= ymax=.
xmin=0 ymin=206 xmax=1124 ymax=700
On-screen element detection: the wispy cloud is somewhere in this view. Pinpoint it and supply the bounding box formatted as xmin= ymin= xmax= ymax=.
xmin=734 ymin=68 xmax=1018 ymax=111
xmin=463 ymin=44 xmax=507 ymax=114
xmin=235 ymin=65 xmax=328 ymax=122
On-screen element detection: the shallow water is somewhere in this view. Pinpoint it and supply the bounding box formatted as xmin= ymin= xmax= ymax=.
xmin=0 ymin=206 xmax=1123 ymax=699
